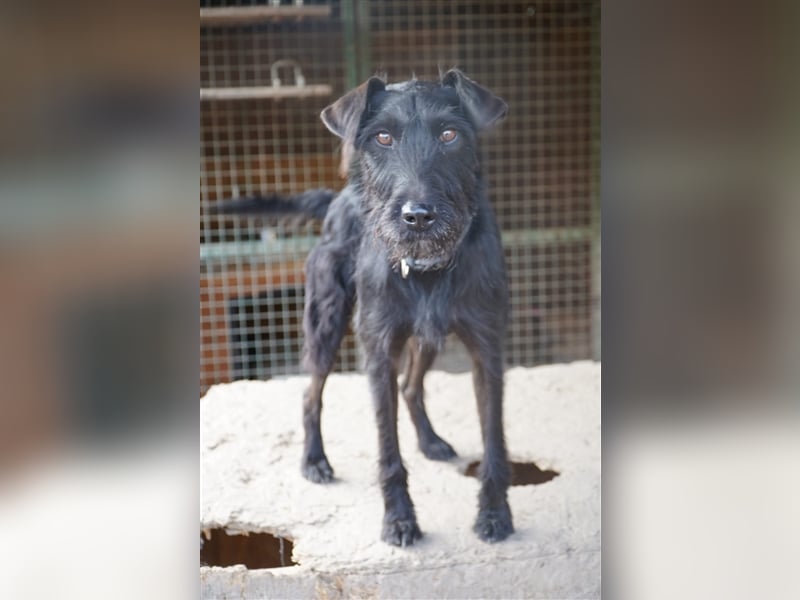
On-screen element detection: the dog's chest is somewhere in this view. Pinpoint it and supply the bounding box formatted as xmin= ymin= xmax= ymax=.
xmin=398 ymin=274 xmax=456 ymax=347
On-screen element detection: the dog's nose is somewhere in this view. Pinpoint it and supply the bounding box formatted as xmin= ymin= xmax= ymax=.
xmin=401 ymin=202 xmax=436 ymax=231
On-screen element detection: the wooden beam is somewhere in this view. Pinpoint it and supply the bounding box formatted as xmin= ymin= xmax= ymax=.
xmin=200 ymin=5 xmax=331 ymax=26
xmin=200 ymin=85 xmax=332 ymax=101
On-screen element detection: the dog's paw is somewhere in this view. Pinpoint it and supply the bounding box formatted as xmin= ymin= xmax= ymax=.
xmin=301 ymin=456 xmax=334 ymax=483
xmin=419 ymin=435 xmax=457 ymax=461
xmin=473 ymin=502 xmax=514 ymax=543
xmin=382 ymin=517 xmax=422 ymax=547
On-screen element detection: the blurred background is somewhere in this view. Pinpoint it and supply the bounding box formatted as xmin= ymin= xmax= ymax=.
xmin=604 ymin=1 xmax=800 ymax=598
xmin=0 ymin=1 xmax=197 ymax=599
xmin=0 ymin=0 xmax=797 ymax=599
xmin=200 ymin=0 xmax=601 ymax=392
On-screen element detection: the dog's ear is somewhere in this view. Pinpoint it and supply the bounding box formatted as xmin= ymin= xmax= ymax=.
xmin=320 ymin=77 xmax=386 ymax=138
xmin=321 ymin=77 xmax=386 ymax=176
xmin=442 ymin=69 xmax=508 ymax=130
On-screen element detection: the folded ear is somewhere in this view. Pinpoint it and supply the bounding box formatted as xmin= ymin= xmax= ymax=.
xmin=441 ymin=69 xmax=508 ymax=130
xmin=320 ymin=76 xmax=386 ymax=138
xmin=321 ymin=77 xmax=386 ymax=176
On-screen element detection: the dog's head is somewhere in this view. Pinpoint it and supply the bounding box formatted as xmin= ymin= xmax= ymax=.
xmin=321 ymin=70 xmax=507 ymax=272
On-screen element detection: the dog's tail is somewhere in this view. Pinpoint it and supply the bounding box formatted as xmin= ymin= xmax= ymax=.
xmin=207 ymin=189 xmax=336 ymax=220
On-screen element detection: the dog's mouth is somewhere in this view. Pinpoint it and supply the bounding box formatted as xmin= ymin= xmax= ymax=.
xmin=391 ymin=216 xmax=474 ymax=278
xmin=388 ymin=233 xmax=457 ymax=278
xmin=378 ymin=205 xmax=474 ymax=278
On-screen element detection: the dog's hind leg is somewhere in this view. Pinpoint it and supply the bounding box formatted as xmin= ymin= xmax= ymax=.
xmin=401 ymin=340 xmax=457 ymax=460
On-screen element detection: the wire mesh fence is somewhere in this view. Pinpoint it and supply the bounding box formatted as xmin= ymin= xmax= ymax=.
xmin=200 ymin=0 xmax=600 ymax=394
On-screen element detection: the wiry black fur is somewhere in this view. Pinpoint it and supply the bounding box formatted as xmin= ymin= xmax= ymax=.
xmin=298 ymin=70 xmax=513 ymax=545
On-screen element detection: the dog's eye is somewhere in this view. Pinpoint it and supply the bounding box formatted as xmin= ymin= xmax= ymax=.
xmin=439 ymin=129 xmax=458 ymax=144
xmin=375 ymin=131 xmax=393 ymax=146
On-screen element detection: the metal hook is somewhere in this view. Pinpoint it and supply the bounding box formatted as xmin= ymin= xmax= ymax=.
xmin=270 ymin=59 xmax=306 ymax=88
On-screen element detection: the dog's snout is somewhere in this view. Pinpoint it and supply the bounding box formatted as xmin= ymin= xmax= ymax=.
xmin=401 ymin=202 xmax=436 ymax=231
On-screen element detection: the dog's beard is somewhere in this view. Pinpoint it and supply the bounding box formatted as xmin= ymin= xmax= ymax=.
xmin=370 ymin=209 xmax=471 ymax=273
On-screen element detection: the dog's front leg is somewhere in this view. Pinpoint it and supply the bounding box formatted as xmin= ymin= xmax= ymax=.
xmin=459 ymin=327 xmax=514 ymax=543
xmin=301 ymin=373 xmax=334 ymax=483
xmin=365 ymin=339 xmax=422 ymax=547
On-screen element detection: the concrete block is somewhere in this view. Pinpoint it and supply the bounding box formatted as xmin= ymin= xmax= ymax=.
xmin=201 ymin=362 xmax=600 ymax=599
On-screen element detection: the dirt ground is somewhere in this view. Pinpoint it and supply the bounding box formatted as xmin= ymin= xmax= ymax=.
xmin=201 ymin=361 xmax=600 ymax=599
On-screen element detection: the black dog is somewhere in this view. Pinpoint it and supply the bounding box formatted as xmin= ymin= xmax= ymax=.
xmin=296 ymin=70 xmax=513 ymax=546
xmin=215 ymin=70 xmax=513 ymax=545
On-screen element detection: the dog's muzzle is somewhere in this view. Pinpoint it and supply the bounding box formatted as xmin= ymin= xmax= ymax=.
xmin=397 ymin=214 xmax=475 ymax=278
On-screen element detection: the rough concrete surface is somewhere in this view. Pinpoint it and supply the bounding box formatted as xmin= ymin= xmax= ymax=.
xmin=201 ymin=361 xmax=600 ymax=599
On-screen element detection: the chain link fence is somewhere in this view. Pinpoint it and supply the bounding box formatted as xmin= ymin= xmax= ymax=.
xmin=200 ymin=0 xmax=600 ymax=393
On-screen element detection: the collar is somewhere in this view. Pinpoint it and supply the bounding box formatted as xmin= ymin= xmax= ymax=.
xmin=400 ymin=256 xmax=451 ymax=278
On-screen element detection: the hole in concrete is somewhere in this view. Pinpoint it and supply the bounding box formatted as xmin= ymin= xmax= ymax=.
xmin=200 ymin=528 xmax=296 ymax=569
xmin=463 ymin=460 xmax=559 ymax=485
